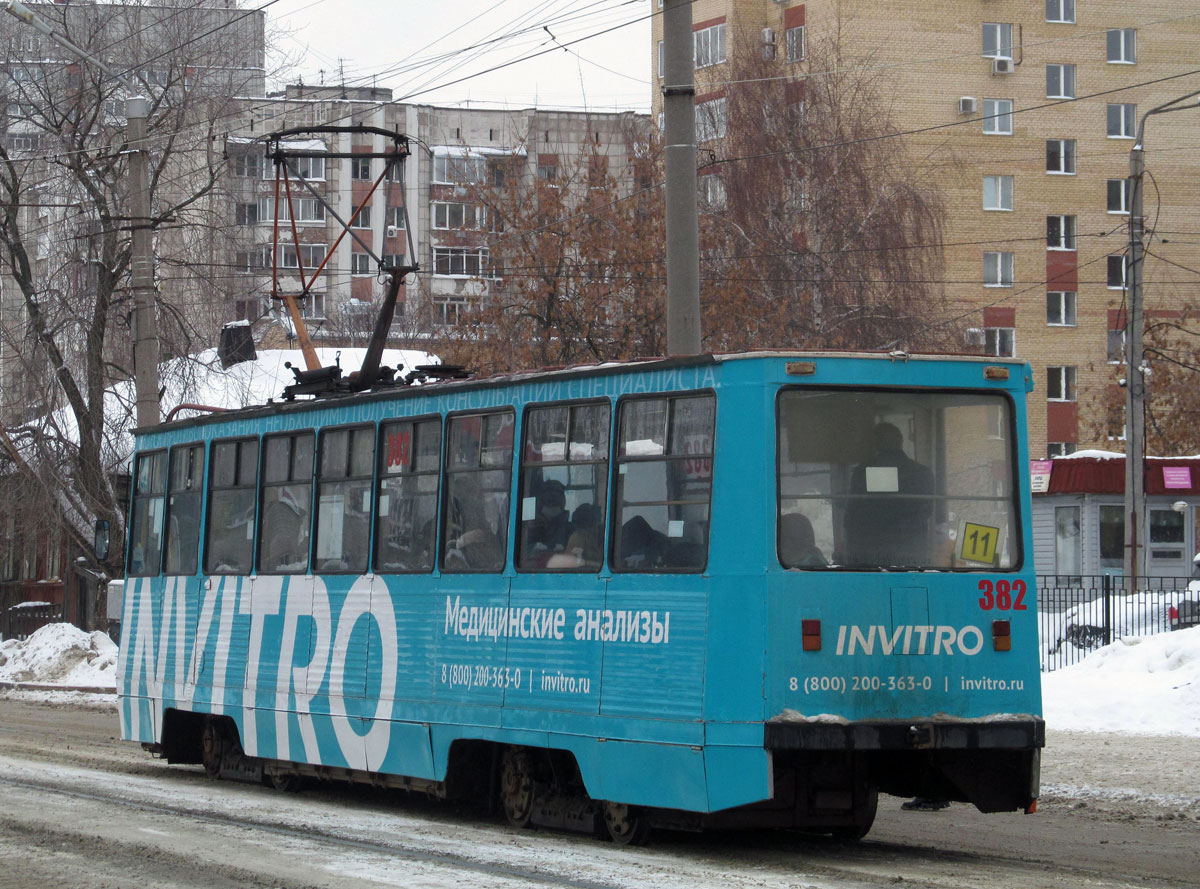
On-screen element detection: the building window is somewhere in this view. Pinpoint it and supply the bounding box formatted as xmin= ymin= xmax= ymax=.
xmin=1107 ymin=254 xmax=1128 ymax=289
xmin=350 ymin=206 xmax=371 ymax=229
xmin=351 ymin=157 xmax=371 ymax=180
xmin=695 ymin=97 xmax=727 ymax=141
xmin=983 ymin=175 xmax=1013 ymax=210
xmin=985 ymin=327 xmax=1015 ymax=357
xmin=233 ymin=152 xmax=264 ymax=178
xmin=982 ymin=23 xmax=1013 ymax=59
xmin=1099 ymin=504 xmax=1124 ymax=570
xmin=1150 ymin=508 xmax=1186 ymax=561
xmin=302 ymin=292 xmax=326 ymax=320
xmin=1107 ymin=28 xmax=1136 ymax=63
xmin=258 ymin=197 xmax=325 ymax=223
xmin=351 ymin=253 xmax=373 ymax=276
xmin=536 ymin=162 xmax=558 ymax=182
xmin=1046 ymin=0 xmax=1075 ymax=23
xmin=1047 ymin=291 xmax=1077 ymax=326
xmin=386 ymin=206 xmax=406 ymax=230
xmin=786 ymin=25 xmax=806 ymax=62
xmin=699 ymin=175 xmax=727 ymax=210
xmin=433 ymin=201 xmax=479 ymax=230
xmin=434 ymin=155 xmax=486 ymax=185
xmin=1054 ymin=505 xmax=1081 ymax=578
xmin=1107 ymin=178 xmax=1129 ymax=214
xmin=1107 ymin=103 xmax=1135 ymax=138
xmin=983 ymin=251 xmax=1014 ymax=287
xmin=1046 ymin=138 xmax=1075 ymax=174
xmin=1046 ymin=64 xmax=1075 ymax=99
xmin=657 ymin=40 xmax=663 ymax=79
xmin=279 ymin=244 xmax=327 ymax=269
xmin=1048 ymin=442 xmax=1078 ymax=458
xmin=1108 ymin=328 xmax=1126 ymax=363
xmin=234 ymin=247 xmax=270 ymax=273
xmin=982 ymin=98 xmax=1013 ymax=135
xmin=694 ymin=23 xmax=726 ymax=68
xmin=284 ymin=156 xmax=325 ymax=181
xmin=235 ymin=202 xmax=259 ymax=225
xmin=435 ymin=296 xmax=467 ymax=326
xmin=433 ymin=246 xmax=491 ymax=277
xmin=1047 ymin=214 xmax=1077 ymax=250
xmin=1047 ymin=366 xmax=1077 ymax=401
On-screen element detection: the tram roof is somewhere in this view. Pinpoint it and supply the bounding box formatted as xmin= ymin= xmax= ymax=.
xmin=135 ymin=349 xmax=1028 ymax=439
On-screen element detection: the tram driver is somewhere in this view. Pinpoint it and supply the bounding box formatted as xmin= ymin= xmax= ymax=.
xmin=844 ymin=422 xmax=934 ymax=568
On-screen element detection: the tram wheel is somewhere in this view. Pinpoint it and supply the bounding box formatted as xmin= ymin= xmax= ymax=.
xmin=200 ymin=717 xmax=224 ymax=779
xmin=267 ymin=768 xmax=303 ymax=793
xmin=830 ymin=786 xmax=879 ymax=841
xmin=500 ymin=747 xmax=536 ymax=828
xmin=602 ymin=801 xmax=651 ymax=846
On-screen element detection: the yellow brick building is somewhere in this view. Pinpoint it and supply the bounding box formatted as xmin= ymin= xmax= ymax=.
xmin=651 ymin=0 xmax=1200 ymax=458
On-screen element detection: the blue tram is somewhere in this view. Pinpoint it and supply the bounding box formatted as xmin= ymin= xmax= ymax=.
xmin=118 ymin=351 xmax=1043 ymax=841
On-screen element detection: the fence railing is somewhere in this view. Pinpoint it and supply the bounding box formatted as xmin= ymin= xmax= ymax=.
xmin=0 ymin=602 xmax=63 ymax=642
xmin=1037 ymin=574 xmax=1195 ymax=672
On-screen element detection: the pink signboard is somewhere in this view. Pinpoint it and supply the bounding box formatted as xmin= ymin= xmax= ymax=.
xmin=1030 ymin=460 xmax=1053 ymax=494
xmin=1163 ymin=466 xmax=1192 ymax=490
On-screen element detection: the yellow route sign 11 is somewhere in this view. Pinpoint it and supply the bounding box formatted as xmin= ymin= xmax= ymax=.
xmin=959 ymin=521 xmax=1000 ymax=564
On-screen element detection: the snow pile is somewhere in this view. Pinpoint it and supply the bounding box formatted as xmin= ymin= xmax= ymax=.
xmin=0 ymin=623 xmax=118 ymax=689
xmin=1043 ymin=624 xmax=1200 ymax=736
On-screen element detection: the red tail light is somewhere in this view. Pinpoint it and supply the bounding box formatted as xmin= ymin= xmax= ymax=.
xmin=993 ymin=619 xmax=1011 ymax=651
xmin=802 ymin=619 xmax=821 ymax=651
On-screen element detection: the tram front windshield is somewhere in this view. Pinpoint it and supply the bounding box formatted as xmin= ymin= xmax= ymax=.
xmin=777 ymin=388 xmax=1019 ymax=571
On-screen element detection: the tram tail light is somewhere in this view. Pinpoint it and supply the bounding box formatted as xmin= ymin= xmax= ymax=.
xmin=992 ymin=619 xmax=1011 ymax=651
xmin=802 ymin=619 xmax=821 ymax=651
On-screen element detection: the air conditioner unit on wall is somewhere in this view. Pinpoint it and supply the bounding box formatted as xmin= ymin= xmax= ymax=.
xmin=958 ymin=96 xmax=978 ymax=114
xmin=992 ymin=57 xmax=1014 ymax=75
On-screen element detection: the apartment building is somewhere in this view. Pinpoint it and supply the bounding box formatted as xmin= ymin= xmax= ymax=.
xmin=224 ymin=87 xmax=647 ymax=337
xmin=650 ymin=0 xmax=1200 ymax=458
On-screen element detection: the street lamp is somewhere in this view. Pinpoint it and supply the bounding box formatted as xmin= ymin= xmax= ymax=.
xmin=1123 ymin=90 xmax=1200 ymax=587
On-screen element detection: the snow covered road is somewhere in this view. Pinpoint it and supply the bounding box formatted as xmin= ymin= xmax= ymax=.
xmin=0 ymin=697 xmax=1197 ymax=889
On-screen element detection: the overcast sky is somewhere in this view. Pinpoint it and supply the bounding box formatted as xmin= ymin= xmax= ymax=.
xmin=265 ymin=0 xmax=653 ymax=112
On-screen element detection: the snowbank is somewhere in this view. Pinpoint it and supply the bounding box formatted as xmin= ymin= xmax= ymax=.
xmin=1043 ymin=624 xmax=1200 ymax=736
xmin=0 ymin=623 xmax=117 ymax=689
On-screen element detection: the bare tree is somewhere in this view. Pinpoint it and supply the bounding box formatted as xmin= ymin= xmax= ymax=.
xmin=439 ymin=122 xmax=666 ymax=375
xmin=0 ymin=1 xmax=265 ymax=579
xmin=699 ymin=25 xmax=957 ymax=352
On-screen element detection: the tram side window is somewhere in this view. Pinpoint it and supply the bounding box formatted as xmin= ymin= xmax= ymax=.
xmin=205 ymin=438 xmax=259 ymax=574
xmin=314 ymin=426 xmax=374 ymax=573
xmin=128 ymin=450 xmax=167 ymax=576
xmin=164 ymin=444 xmax=204 ymax=575
xmin=612 ymin=393 xmax=714 ymax=572
xmin=258 ymin=431 xmax=315 ymax=573
xmin=376 ymin=418 xmax=441 ymax=573
xmin=442 ymin=411 xmax=513 ymax=572
xmin=518 ymin=401 xmax=610 ymax=571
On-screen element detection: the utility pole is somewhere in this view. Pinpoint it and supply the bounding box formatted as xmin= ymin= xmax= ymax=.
xmin=662 ymin=0 xmax=701 ymax=355
xmin=1 ymin=1 xmax=158 ymax=428
xmin=1124 ymin=90 xmax=1200 ymax=587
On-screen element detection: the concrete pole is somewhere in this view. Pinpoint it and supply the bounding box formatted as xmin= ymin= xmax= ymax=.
xmin=128 ymin=96 xmax=159 ymax=428
xmin=1124 ymin=143 xmax=1145 ymax=585
xmin=662 ymin=0 xmax=700 ymax=355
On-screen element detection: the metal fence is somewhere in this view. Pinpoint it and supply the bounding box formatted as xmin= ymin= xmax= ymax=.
xmin=1037 ymin=574 xmax=1195 ymax=672
xmin=0 ymin=602 xmax=64 ymax=642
